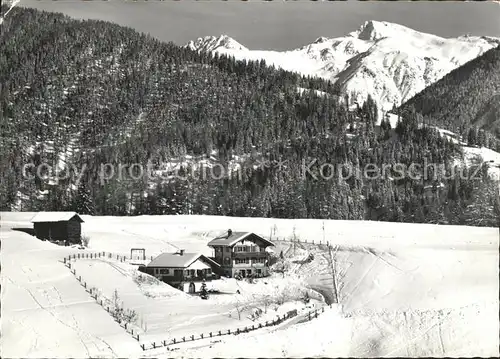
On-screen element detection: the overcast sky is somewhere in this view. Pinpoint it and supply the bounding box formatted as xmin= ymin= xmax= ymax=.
xmin=19 ymin=0 xmax=500 ymax=50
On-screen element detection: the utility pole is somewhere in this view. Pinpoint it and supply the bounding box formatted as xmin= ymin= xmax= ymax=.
xmin=322 ymin=221 xmax=325 ymax=245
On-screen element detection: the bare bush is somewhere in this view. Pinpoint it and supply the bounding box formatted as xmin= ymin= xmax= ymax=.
xmin=81 ymin=234 xmax=90 ymax=247
xmin=233 ymin=298 xmax=250 ymax=320
xmin=110 ymin=289 xmax=138 ymax=325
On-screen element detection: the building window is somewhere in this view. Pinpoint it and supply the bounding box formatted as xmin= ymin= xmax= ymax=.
xmin=256 ymin=269 xmax=262 ymax=274
xmin=159 ymin=269 xmax=169 ymax=274
xmin=235 ymin=258 xmax=250 ymax=264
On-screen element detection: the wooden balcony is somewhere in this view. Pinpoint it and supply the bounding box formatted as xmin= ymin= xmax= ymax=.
xmin=232 ymin=251 xmax=268 ymax=259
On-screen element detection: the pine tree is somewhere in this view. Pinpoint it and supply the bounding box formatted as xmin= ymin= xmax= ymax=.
xmin=73 ymin=182 xmax=95 ymax=215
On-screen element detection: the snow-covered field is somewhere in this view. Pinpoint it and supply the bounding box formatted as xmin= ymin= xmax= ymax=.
xmin=462 ymin=145 xmax=500 ymax=180
xmin=68 ymin=257 xmax=317 ymax=346
xmin=1 ymin=212 xmax=498 ymax=357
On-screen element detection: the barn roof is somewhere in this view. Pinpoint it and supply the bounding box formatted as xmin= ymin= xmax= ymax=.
xmin=31 ymin=212 xmax=84 ymax=223
xmin=146 ymin=253 xmax=220 ymax=268
xmin=207 ymin=231 xmax=274 ymax=247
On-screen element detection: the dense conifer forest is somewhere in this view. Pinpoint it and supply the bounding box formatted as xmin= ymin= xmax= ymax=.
xmin=399 ymin=45 xmax=500 ymax=150
xmin=1 ymin=8 xmax=498 ymax=227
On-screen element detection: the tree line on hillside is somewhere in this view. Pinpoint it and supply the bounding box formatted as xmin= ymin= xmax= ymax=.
xmin=0 ymin=8 xmax=498 ymax=227
xmin=399 ymin=44 xmax=500 ymax=151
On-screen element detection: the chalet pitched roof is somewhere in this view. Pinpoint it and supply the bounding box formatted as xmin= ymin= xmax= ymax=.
xmin=207 ymin=231 xmax=274 ymax=247
xmin=31 ymin=212 xmax=84 ymax=223
xmin=146 ymin=253 xmax=220 ymax=268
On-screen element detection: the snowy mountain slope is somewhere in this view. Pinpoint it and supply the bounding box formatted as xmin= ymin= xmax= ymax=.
xmin=186 ymin=21 xmax=500 ymax=116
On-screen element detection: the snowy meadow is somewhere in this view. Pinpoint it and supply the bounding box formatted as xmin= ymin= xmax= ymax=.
xmin=1 ymin=212 xmax=498 ymax=357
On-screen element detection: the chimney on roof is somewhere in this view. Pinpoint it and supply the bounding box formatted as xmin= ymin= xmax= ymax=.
xmin=178 ymin=249 xmax=185 ymax=256
xmin=227 ymin=229 xmax=232 ymax=238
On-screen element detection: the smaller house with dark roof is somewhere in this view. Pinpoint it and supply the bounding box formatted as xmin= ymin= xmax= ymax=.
xmin=31 ymin=212 xmax=84 ymax=245
xmin=142 ymin=250 xmax=220 ymax=293
xmin=208 ymin=229 xmax=274 ymax=278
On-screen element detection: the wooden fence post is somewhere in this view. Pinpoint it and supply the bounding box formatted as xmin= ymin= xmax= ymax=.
xmin=173 ymin=338 xmax=176 ymax=344
xmin=200 ymin=334 xmax=204 ymax=339
xmin=190 ymin=335 xmax=194 ymax=341
xmin=218 ymin=330 xmax=221 ymax=336
xmin=141 ymin=344 xmax=145 ymax=350
xmin=227 ymin=329 xmax=231 ymax=334
xmin=209 ymin=332 xmax=212 ymax=337
xmin=182 ymin=337 xmax=185 ymax=342
xmin=152 ymin=342 xmax=156 ymax=349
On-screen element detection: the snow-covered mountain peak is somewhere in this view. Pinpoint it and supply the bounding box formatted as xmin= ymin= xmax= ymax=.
xmin=313 ymin=36 xmax=330 ymax=44
xmin=185 ymin=22 xmax=499 ymax=118
xmin=351 ymin=20 xmax=399 ymax=41
xmin=349 ymin=20 xmax=444 ymax=44
xmin=186 ymin=35 xmax=247 ymax=53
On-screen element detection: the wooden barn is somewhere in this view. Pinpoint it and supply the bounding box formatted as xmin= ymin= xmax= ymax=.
xmin=31 ymin=212 xmax=84 ymax=244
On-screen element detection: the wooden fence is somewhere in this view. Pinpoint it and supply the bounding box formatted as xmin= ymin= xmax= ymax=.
xmin=61 ymin=239 xmax=334 ymax=351
xmin=274 ymin=237 xmax=333 ymax=248
xmin=62 ymin=254 xmax=143 ymax=341
xmin=63 ymin=251 xmax=154 ymax=264
xmin=138 ymin=305 xmax=330 ymax=351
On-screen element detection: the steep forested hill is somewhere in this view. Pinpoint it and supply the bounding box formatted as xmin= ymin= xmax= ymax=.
xmin=0 ymin=8 xmax=498 ymax=227
xmin=399 ymin=45 xmax=500 ymax=149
